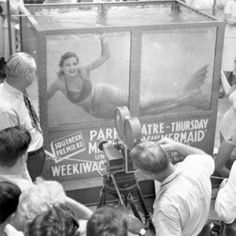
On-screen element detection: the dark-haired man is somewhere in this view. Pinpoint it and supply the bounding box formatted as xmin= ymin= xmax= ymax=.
xmin=87 ymin=207 xmax=128 ymax=236
xmin=0 ymin=126 xmax=33 ymax=191
xmin=0 ymin=181 xmax=23 ymax=236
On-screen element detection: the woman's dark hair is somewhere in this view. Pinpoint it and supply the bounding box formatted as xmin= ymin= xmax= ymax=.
xmin=86 ymin=207 xmax=128 ymax=236
xmin=58 ymin=52 xmax=79 ymax=68
xmin=0 ymin=126 xmax=31 ymax=167
xmin=25 ymin=204 xmax=79 ymax=236
xmin=0 ymin=181 xmax=21 ymax=224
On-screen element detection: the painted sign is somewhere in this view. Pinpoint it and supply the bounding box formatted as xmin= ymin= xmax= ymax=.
xmin=50 ymin=132 xmax=86 ymax=162
xmin=42 ymin=116 xmax=211 ymax=181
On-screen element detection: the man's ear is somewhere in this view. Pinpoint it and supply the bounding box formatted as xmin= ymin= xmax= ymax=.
xmin=8 ymin=212 xmax=16 ymax=223
xmin=17 ymin=152 xmax=28 ymax=166
xmin=22 ymin=152 xmax=28 ymax=163
xmin=25 ymin=70 xmax=32 ymax=80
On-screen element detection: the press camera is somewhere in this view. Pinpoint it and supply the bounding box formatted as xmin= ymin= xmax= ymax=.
xmin=98 ymin=107 xmax=155 ymax=235
xmin=98 ymin=106 xmax=142 ymax=174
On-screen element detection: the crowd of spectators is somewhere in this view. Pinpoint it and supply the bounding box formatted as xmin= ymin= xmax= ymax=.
xmin=0 ymin=123 xmax=236 ymax=235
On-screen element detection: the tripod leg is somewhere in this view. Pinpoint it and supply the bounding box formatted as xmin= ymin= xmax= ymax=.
xmin=127 ymin=192 xmax=143 ymax=222
xmin=98 ymin=186 xmax=107 ymax=208
xmin=136 ymin=184 xmax=155 ymax=233
xmin=111 ymin=174 xmax=125 ymax=207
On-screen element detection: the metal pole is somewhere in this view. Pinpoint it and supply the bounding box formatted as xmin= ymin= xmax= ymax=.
xmin=19 ymin=8 xmax=23 ymax=52
xmin=6 ymin=0 xmax=12 ymax=55
xmin=212 ymin=0 xmax=217 ymax=16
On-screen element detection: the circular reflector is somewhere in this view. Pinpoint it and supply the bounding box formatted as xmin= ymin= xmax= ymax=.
xmin=114 ymin=106 xmax=130 ymax=140
xmin=124 ymin=117 xmax=142 ymax=150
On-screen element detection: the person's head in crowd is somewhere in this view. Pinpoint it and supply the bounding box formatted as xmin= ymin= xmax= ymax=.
xmin=12 ymin=177 xmax=67 ymax=231
xmin=130 ymin=141 xmax=172 ymax=182
xmin=5 ymin=52 xmax=37 ymax=91
xmin=0 ymin=126 xmax=31 ymax=171
xmin=86 ymin=206 xmax=128 ymax=236
xmin=0 ymin=182 xmax=21 ymax=231
xmin=25 ymin=204 xmax=79 ymax=236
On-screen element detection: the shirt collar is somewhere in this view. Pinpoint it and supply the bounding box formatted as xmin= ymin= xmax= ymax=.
xmin=161 ymin=168 xmax=181 ymax=187
xmin=3 ymin=81 xmax=24 ymax=99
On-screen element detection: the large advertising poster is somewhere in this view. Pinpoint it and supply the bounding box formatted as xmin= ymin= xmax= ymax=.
xmin=42 ymin=115 xmax=213 ymax=181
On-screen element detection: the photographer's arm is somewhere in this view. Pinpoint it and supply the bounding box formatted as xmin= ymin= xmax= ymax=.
xmin=158 ymin=138 xmax=206 ymax=156
xmin=158 ymin=138 xmax=214 ymax=175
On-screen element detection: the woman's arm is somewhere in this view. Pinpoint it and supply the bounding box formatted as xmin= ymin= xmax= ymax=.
xmin=65 ymin=196 xmax=93 ymax=220
xmin=229 ymin=90 xmax=236 ymax=110
xmin=47 ymin=80 xmax=60 ymax=100
xmin=86 ymin=35 xmax=110 ymax=71
xmin=224 ymin=2 xmax=236 ymax=25
xmin=221 ymin=70 xmax=236 ymax=108
xmin=221 ymin=70 xmax=232 ymax=96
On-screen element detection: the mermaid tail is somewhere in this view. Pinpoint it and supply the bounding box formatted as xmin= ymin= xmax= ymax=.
xmin=179 ymin=64 xmax=210 ymax=109
xmin=183 ymin=65 xmax=208 ymax=94
xmin=140 ymin=64 xmax=210 ymax=115
xmin=178 ymin=88 xmax=210 ymax=110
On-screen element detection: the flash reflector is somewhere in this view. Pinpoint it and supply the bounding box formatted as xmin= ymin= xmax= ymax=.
xmin=115 ymin=106 xmax=130 ymax=140
xmin=124 ymin=117 xmax=142 ymax=150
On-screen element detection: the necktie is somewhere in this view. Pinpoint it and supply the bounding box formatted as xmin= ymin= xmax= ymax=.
xmin=23 ymin=94 xmax=41 ymax=132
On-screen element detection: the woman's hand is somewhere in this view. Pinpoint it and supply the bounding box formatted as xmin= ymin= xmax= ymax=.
xmin=4 ymin=224 xmax=24 ymax=236
xmin=77 ymin=220 xmax=87 ymax=236
xmin=227 ymin=18 xmax=236 ymax=25
xmin=224 ymin=13 xmax=236 ymax=25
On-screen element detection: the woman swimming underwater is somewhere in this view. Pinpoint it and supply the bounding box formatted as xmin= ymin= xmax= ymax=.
xmin=47 ymin=35 xmax=210 ymax=119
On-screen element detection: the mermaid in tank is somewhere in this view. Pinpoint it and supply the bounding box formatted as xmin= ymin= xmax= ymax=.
xmin=47 ymin=35 xmax=210 ymax=119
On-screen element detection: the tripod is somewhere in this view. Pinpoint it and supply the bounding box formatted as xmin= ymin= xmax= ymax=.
xmin=97 ymin=169 xmax=155 ymax=234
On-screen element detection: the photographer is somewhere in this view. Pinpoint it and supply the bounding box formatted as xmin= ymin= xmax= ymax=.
xmin=130 ymin=138 xmax=214 ymax=236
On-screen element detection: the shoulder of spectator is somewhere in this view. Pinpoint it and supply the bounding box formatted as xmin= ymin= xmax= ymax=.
xmin=0 ymin=106 xmax=19 ymax=127
xmin=0 ymin=105 xmax=19 ymax=116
